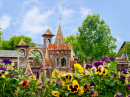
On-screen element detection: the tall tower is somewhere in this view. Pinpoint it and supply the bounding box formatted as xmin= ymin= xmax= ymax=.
xmin=54 ymin=24 xmax=65 ymax=46
xmin=42 ymin=29 xmax=55 ymax=48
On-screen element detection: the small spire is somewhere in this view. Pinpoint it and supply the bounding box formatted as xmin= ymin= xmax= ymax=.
xmin=24 ymin=60 xmax=33 ymax=75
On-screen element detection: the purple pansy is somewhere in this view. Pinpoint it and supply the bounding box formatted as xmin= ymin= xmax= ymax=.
xmin=82 ymin=72 xmax=85 ymax=75
xmin=120 ymin=69 xmax=129 ymax=74
xmin=28 ymin=73 xmax=37 ymax=78
xmin=85 ymin=64 xmax=93 ymax=70
xmin=126 ymin=84 xmax=130 ymax=89
xmin=120 ymin=76 xmax=125 ymax=80
xmin=114 ymin=93 xmax=124 ymax=97
xmin=127 ymin=95 xmax=130 ymax=97
xmin=90 ymin=83 xmax=95 ymax=86
xmin=93 ymin=61 xmax=103 ymax=68
xmin=48 ymin=79 xmax=52 ymax=83
xmin=110 ymin=57 xmax=115 ymax=62
xmin=114 ymin=75 xmax=116 ymax=78
xmin=0 ymin=67 xmax=8 ymax=71
xmin=38 ymin=83 xmax=44 ymax=88
xmin=56 ymin=80 xmax=58 ymax=84
xmin=10 ymin=74 xmax=15 ymax=78
xmin=101 ymin=56 xmax=109 ymax=62
xmin=2 ymin=59 xmax=12 ymax=64
xmin=89 ymin=90 xmax=94 ymax=94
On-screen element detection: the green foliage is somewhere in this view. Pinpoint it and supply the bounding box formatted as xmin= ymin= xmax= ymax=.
xmin=64 ymin=35 xmax=85 ymax=62
xmin=31 ymin=51 xmax=41 ymax=62
xmin=1 ymin=35 xmax=36 ymax=50
xmin=78 ymin=14 xmax=117 ymax=63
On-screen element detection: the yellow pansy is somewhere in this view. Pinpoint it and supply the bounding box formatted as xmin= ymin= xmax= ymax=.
xmin=52 ymin=69 xmax=59 ymax=78
xmin=102 ymin=68 xmax=108 ymax=76
xmin=65 ymin=73 xmax=73 ymax=83
xmin=52 ymin=91 xmax=60 ymax=97
xmin=78 ymin=86 xmax=84 ymax=96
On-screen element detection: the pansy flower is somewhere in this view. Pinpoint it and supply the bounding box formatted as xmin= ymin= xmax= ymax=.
xmin=2 ymin=59 xmax=12 ymax=64
xmin=102 ymin=67 xmax=108 ymax=76
xmin=78 ymin=86 xmax=84 ymax=96
xmin=65 ymin=73 xmax=73 ymax=83
xmin=120 ymin=69 xmax=129 ymax=75
xmin=85 ymin=64 xmax=93 ymax=70
xmin=21 ymin=80 xmax=29 ymax=88
xmin=110 ymin=57 xmax=115 ymax=62
xmin=95 ymin=65 xmax=104 ymax=75
xmin=93 ymin=61 xmax=103 ymax=68
xmin=68 ymin=80 xmax=79 ymax=93
xmin=89 ymin=90 xmax=94 ymax=95
xmin=84 ymin=83 xmax=90 ymax=90
xmin=120 ymin=76 xmax=125 ymax=80
xmin=101 ymin=56 xmax=109 ymax=62
xmin=126 ymin=84 xmax=130 ymax=89
xmin=114 ymin=93 xmax=124 ymax=97
xmin=28 ymin=73 xmax=37 ymax=80
xmin=0 ymin=67 xmax=8 ymax=78
xmin=10 ymin=74 xmax=15 ymax=78
xmin=52 ymin=91 xmax=60 ymax=97
xmin=90 ymin=83 xmax=95 ymax=86
xmin=52 ymin=69 xmax=59 ymax=78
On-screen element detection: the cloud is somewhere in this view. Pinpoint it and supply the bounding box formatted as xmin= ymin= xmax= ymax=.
xmin=0 ymin=15 xmax=12 ymax=30
xmin=22 ymin=0 xmax=39 ymax=7
xmin=58 ymin=6 xmax=75 ymax=17
xmin=21 ymin=7 xmax=53 ymax=37
xmin=115 ymin=36 xmax=122 ymax=43
xmin=80 ymin=7 xmax=91 ymax=18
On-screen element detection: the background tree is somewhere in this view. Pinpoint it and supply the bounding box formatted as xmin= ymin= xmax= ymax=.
xmin=64 ymin=35 xmax=85 ymax=62
xmin=1 ymin=35 xmax=36 ymax=50
xmin=117 ymin=42 xmax=130 ymax=60
xmin=78 ymin=14 xmax=117 ymax=63
xmin=0 ymin=27 xmax=3 ymax=50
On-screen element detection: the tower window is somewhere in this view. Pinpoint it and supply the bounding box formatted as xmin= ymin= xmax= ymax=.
xmin=61 ymin=57 xmax=66 ymax=67
xmin=55 ymin=56 xmax=59 ymax=68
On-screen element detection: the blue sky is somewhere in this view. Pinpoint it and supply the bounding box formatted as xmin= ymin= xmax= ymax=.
xmin=0 ymin=0 xmax=129 ymax=52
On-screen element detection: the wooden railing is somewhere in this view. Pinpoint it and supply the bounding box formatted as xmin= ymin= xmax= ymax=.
xmin=29 ymin=44 xmax=43 ymax=48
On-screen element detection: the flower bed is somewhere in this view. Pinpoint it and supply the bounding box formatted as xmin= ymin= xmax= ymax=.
xmin=0 ymin=57 xmax=130 ymax=97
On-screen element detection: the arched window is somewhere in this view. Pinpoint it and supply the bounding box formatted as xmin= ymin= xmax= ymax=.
xmin=55 ymin=56 xmax=59 ymax=68
xmin=20 ymin=49 xmax=25 ymax=56
xmin=61 ymin=56 xmax=67 ymax=68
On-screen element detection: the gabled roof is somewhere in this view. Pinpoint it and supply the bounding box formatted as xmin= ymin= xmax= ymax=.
xmin=42 ymin=29 xmax=55 ymax=37
xmin=54 ymin=24 xmax=65 ymax=46
xmin=16 ymin=39 xmax=29 ymax=47
xmin=18 ymin=39 xmax=26 ymax=45
xmin=0 ymin=50 xmax=35 ymax=58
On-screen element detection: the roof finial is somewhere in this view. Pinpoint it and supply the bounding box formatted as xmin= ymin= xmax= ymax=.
xmin=60 ymin=18 xmax=62 ymax=20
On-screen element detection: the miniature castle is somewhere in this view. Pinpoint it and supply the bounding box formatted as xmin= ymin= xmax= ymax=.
xmin=0 ymin=24 xmax=78 ymax=80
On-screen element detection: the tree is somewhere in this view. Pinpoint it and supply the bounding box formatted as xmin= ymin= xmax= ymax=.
xmin=1 ymin=35 xmax=36 ymax=50
xmin=0 ymin=27 xmax=3 ymax=50
xmin=117 ymin=42 xmax=130 ymax=60
xmin=78 ymin=14 xmax=117 ymax=63
xmin=64 ymin=35 xmax=86 ymax=62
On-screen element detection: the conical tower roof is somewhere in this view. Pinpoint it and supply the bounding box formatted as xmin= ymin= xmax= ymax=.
xmin=54 ymin=24 xmax=65 ymax=46
xmin=42 ymin=29 xmax=55 ymax=37
xmin=18 ymin=39 xmax=26 ymax=45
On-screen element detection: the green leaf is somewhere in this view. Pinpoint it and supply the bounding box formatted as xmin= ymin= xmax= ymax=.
xmin=108 ymin=62 xmax=118 ymax=71
xmin=65 ymin=93 xmax=69 ymax=96
xmin=110 ymin=82 xmax=115 ymax=86
xmin=105 ymin=79 xmax=110 ymax=85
